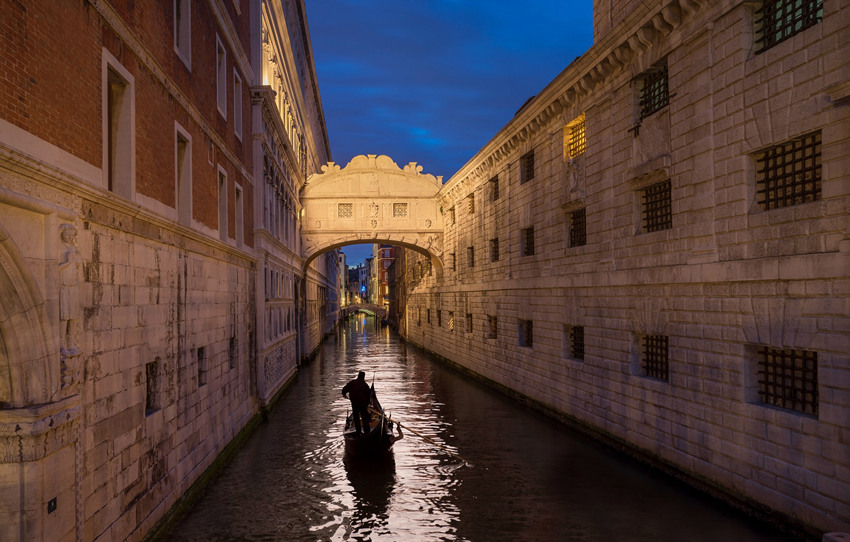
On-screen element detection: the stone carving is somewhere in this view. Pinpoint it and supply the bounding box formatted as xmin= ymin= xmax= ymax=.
xmin=565 ymin=157 xmax=585 ymax=201
xmin=369 ymin=201 xmax=379 ymax=217
xmin=370 ymin=219 xmax=378 ymax=229
xmin=58 ymin=224 xmax=81 ymax=386
xmin=315 ymin=220 xmax=322 ymax=229
xmin=425 ymin=219 xmax=432 ymax=228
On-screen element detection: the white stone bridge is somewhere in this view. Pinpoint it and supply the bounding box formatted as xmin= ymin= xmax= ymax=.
xmin=342 ymin=303 xmax=388 ymax=320
xmin=300 ymin=154 xmax=445 ymax=271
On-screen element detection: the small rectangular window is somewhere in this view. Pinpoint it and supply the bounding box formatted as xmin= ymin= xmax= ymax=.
xmin=489 ymin=175 xmax=500 ymax=201
xmin=639 ymin=65 xmax=669 ymax=121
xmin=520 ymin=150 xmax=535 ymax=184
xmin=489 ymin=238 xmax=499 ymax=262
xmin=229 ymin=337 xmax=237 ymax=369
xmin=393 ymin=202 xmax=408 ymax=217
xmin=467 ymin=246 xmax=475 ymax=267
xmin=145 ymin=360 xmax=160 ymax=414
xmin=216 ymin=36 xmax=227 ymax=118
xmin=437 ymin=310 xmax=442 ymax=327
xmin=466 ymin=313 xmax=473 ymax=334
xmin=417 ymin=307 xmax=421 ymax=326
xmin=218 ymin=168 xmax=228 ymax=241
xmin=488 ymin=316 xmax=498 ymax=339
xmin=448 ymin=207 xmax=456 ymax=225
xmin=642 ymin=180 xmax=672 ymax=233
xmin=467 ymin=193 xmax=475 ymax=214
xmin=755 ymin=0 xmax=823 ymax=53
xmin=519 ymin=319 xmax=533 ymax=348
xmin=755 ymin=131 xmax=821 ymax=210
xmin=571 ymin=325 xmax=585 ymax=360
xmin=234 ymin=71 xmax=243 ymax=140
xmin=104 ymin=60 xmax=135 ymax=200
xmin=757 ymin=347 xmax=818 ymax=416
xmin=427 ymin=308 xmax=431 ymax=324
xmin=175 ymin=125 xmax=192 ymax=226
xmin=449 ymin=311 xmax=454 ymax=333
xmin=642 ymin=335 xmax=669 ymax=381
xmin=450 ymin=253 xmax=456 ymax=271
xmin=567 ymin=115 xmax=586 ymax=158
xmin=570 ymin=208 xmax=587 ymax=247
xmin=174 ymin=0 xmax=191 ymax=68
xmin=234 ymin=184 xmax=243 ymax=247
xmin=197 ymin=346 xmax=207 ymax=386
xmin=338 ymin=203 xmax=353 ymax=218
xmin=521 ymin=226 xmax=535 ymax=256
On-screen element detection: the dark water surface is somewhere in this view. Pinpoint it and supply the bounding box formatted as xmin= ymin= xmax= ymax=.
xmin=167 ymin=315 xmax=797 ymax=541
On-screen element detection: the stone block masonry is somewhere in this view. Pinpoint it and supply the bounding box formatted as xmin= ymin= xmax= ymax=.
xmin=403 ymin=0 xmax=850 ymax=536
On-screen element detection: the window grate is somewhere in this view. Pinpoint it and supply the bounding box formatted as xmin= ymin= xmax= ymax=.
xmin=490 ymin=238 xmax=500 ymax=262
xmin=570 ymin=208 xmax=587 ymax=247
xmin=520 ymin=151 xmax=535 ymax=184
xmin=756 ymin=131 xmax=821 ymax=210
xmin=467 ymin=246 xmax=475 ymax=267
xmin=449 ymin=312 xmax=454 ymax=333
xmin=642 ymin=335 xmax=669 ymax=380
xmin=467 ymin=194 xmax=475 ymax=214
xmin=642 ymin=180 xmax=672 ymax=232
xmin=427 ymin=308 xmax=431 ymax=324
xmin=756 ymin=0 xmax=823 ymax=53
xmin=569 ymin=119 xmax=587 ymax=157
xmin=571 ymin=326 xmax=585 ymax=360
xmin=757 ymin=347 xmax=818 ymax=416
xmin=450 ymin=253 xmax=456 ymax=271
xmin=393 ymin=203 xmax=408 ymax=217
xmin=448 ymin=207 xmax=456 ymax=225
xmin=466 ymin=313 xmax=473 ymax=334
xmin=490 ymin=175 xmax=500 ymax=200
xmin=337 ymin=203 xmax=353 ymax=218
xmin=521 ymin=226 xmax=535 ymax=256
xmin=639 ymin=65 xmax=669 ymax=121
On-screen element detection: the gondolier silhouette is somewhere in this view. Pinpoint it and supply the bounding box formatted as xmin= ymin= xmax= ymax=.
xmin=342 ymin=371 xmax=372 ymax=434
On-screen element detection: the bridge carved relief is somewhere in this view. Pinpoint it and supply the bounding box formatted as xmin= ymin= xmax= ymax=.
xmin=300 ymin=154 xmax=444 ymax=267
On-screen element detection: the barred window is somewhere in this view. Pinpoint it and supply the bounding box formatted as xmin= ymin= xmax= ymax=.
xmin=145 ymin=360 xmax=160 ymax=414
xmin=337 ymin=203 xmax=353 ymax=218
xmin=519 ymin=319 xmax=533 ymax=348
xmin=521 ymin=226 xmax=535 ymax=256
xmin=489 ymin=175 xmax=500 ymax=201
xmin=639 ymin=65 xmax=669 ymax=121
xmin=467 ymin=246 xmax=475 ymax=267
xmin=568 ymin=116 xmax=586 ymax=158
xmin=520 ymin=150 xmax=535 ymax=184
xmin=488 ymin=316 xmax=498 ymax=339
xmin=450 ymin=252 xmax=456 ymax=271
xmin=466 ymin=313 xmax=473 ymax=334
xmin=467 ymin=193 xmax=475 ymax=214
xmin=642 ymin=180 xmax=672 ymax=233
xmin=756 ymin=0 xmax=823 ymax=53
xmin=427 ymin=308 xmax=431 ymax=324
xmin=427 ymin=259 xmax=433 ymax=276
xmin=393 ymin=202 xmax=408 ymax=217
xmin=448 ymin=207 xmax=456 ymax=225
xmin=757 ymin=347 xmax=818 ymax=416
xmin=417 ymin=307 xmax=421 ymax=326
xmin=570 ymin=207 xmax=587 ymax=247
xmin=571 ymin=326 xmax=585 ymax=360
xmin=755 ymin=131 xmax=821 ymax=211
xmin=642 ymin=335 xmax=669 ymax=381
xmin=490 ymin=237 xmax=500 ymax=262
xmin=437 ymin=310 xmax=442 ymax=327
xmin=449 ymin=311 xmax=454 ymax=333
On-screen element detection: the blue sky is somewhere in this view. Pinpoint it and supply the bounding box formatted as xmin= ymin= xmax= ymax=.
xmin=304 ymin=1 xmax=594 ymax=266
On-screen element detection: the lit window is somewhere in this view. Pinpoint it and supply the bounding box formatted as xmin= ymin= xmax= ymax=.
xmin=565 ymin=114 xmax=586 ymax=158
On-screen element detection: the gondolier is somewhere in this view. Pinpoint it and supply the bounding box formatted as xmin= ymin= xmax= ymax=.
xmin=342 ymin=371 xmax=372 ymax=435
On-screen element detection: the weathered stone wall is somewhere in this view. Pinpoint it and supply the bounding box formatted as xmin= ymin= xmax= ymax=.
xmin=404 ymin=0 xmax=849 ymax=534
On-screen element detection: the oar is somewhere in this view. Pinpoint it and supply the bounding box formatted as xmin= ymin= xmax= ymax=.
xmin=369 ymin=407 xmax=469 ymax=465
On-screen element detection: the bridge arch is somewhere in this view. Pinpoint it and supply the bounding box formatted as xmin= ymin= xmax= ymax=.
xmin=300 ymin=155 xmax=445 ymax=271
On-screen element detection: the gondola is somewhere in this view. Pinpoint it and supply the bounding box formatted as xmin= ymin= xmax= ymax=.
xmin=343 ymin=384 xmax=401 ymax=457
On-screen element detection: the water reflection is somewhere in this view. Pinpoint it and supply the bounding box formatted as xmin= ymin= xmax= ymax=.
xmin=166 ymin=314 xmax=798 ymax=542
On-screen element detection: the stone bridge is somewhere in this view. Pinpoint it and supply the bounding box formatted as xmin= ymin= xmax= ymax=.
xmin=342 ymin=303 xmax=388 ymax=319
xmin=300 ymin=154 xmax=445 ymax=270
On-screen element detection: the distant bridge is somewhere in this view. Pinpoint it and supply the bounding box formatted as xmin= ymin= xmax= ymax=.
xmin=342 ymin=303 xmax=387 ymax=320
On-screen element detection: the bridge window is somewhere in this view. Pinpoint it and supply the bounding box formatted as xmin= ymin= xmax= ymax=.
xmin=338 ymin=203 xmax=353 ymax=218
xmin=520 ymin=150 xmax=535 ymax=184
xmin=393 ymin=203 xmax=408 ymax=217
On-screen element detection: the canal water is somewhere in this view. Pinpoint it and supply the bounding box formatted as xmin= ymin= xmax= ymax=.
xmin=167 ymin=315 xmax=798 ymax=541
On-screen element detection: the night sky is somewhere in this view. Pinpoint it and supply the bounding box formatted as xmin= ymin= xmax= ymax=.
xmin=304 ymin=1 xmax=594 ymax=266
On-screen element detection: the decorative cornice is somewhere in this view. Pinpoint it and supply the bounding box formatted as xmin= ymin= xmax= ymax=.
xmin=442 ymin=0 xmax=708 ymax=196
xmin=87 ymin=0 xmax=252 ymax=184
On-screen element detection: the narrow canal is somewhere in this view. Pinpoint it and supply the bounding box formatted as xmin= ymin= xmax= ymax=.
xmin=166 ymin=315 xmax=797 ymax=541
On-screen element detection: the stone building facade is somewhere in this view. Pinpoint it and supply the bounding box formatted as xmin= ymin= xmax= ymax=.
xmin=0 ymin=1 xmax=335 ymax=540
xmin=402 ymin=0 xmax=849 ymax=534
